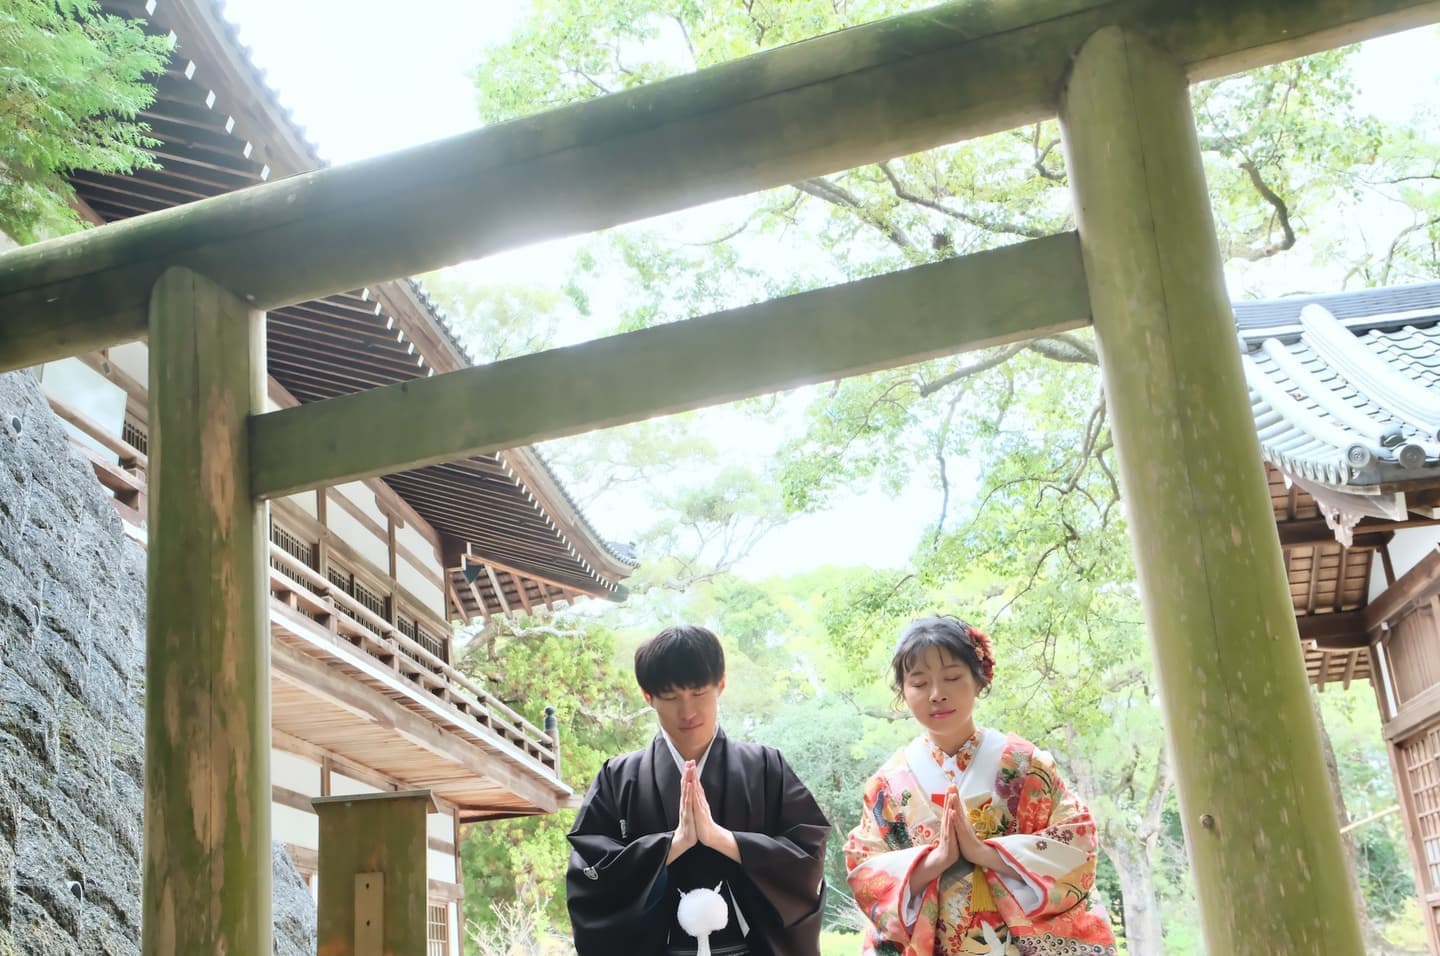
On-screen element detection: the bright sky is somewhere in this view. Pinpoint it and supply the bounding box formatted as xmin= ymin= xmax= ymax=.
xmin=218 ymin=1 xmax=1440 ymax=574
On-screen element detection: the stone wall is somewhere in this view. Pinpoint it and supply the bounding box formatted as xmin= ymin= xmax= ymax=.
xmin=0 ymin=369 xmax=316 ymax=953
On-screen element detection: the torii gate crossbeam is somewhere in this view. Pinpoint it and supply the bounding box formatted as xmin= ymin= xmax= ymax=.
xmin=1 ymin=2 xmax=1437 ymax=953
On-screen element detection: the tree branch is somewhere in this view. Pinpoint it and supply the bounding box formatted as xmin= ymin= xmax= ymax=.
xmin=1027 ymin=334 xmax=1097 ymax=365
xmin=876 ymin=160 xmax=1051 ymax=240
xmin=795 ymin=177 xmax=914 ymax=250
xmin=1030 ymin=125 xmax=1065 ymax=183
xmin=918 ymin=343 xmax=1026 ymax=396
xmin=1236 ymin=160 xmax=1297 ymax=259
xmin=1380 ymin=214 xmax=1440 ymax=286
xmin=931 ymin=390 xmax=964 ymax=546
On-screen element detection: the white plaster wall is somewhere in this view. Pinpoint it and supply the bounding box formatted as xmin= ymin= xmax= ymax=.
xmin=1369 ymin=524 xmax=1440 ymax=600
xmin=428 ymin=848 xmax=454 ymax=883
xmin=396 ymin=522 xmax=439 ymax=569
xmin=108 ymin=342 xmax=149 ymax=388
xmin=325 ymin=501 xmax=390 ymax=572
xmin=34 ymin=358 xmax=126 ymax=459
xmin=335 ymin=481 xmax=389 ymax=530
xmin=271 ymin=749 xmax=322 ymax=851
xmin=428 ymin=811 xmax=459 ymax=885
xmin=329 ymin=772 xmax=381 ymax=797
xmin=273 ymin=749 xmax=320 ymax=793
xmin=398 ymin=555 xmax=445 ymax=617
xmin=272 ymin=803 xmax=318 ymax=849
xmin=428 ymin=811 xmax=453 ymax=842
xmin=284 ymin=490 xmax=318 ymax=519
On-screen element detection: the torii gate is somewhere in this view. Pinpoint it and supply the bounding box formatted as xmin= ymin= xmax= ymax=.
xmin=3 ymin=2 xmax=1437 ymax=953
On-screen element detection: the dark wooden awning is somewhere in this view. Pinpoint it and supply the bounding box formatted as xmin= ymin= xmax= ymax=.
xmin=73 ymin=0 xmax=635 ymax=616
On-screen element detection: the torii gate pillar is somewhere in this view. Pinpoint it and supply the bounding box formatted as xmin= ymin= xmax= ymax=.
xmin=1059 ymin=27 xmax=1364 ymax=952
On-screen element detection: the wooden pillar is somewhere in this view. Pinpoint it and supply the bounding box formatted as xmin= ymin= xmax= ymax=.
xmin=1058 ymin=27 xmax=1364 ymax=952
xmin=545 ymin=704 xmax=561 ymax=780
xmin=143 ymin=268 xmax=271 ymax=954
xmin=313 ymin=790 xmax=437 ymax=956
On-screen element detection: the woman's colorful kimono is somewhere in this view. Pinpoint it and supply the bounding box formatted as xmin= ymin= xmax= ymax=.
xmin=845 ymin=729 xmax=1116 ymax=955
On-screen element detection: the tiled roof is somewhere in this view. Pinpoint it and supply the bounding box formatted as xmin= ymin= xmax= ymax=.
xmin=1238 ymin=280 xmax=1440 ymax=490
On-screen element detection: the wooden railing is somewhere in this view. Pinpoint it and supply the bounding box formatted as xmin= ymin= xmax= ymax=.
xmin=48 ymin=391 xmax=561 ymax=776
xmin=267 ymin=545 xmax=557 ymax=770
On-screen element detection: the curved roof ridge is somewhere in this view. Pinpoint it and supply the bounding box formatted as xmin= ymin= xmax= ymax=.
xmin=1301 ymin=303 xmax=1440 ymax=441
xmin=1258 ymin=337 xmax=1403 ymax=449
xmin=1242 ymin=352 xmax=1376 ymax=479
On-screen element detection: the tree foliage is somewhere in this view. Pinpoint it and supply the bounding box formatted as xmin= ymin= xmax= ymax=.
xmin=0 ymin=0 xmax=168 ymax=242
xmin=456 ymin=618 xmax=650 ymax=930
xmin=460 ymin=3 xmax=1440 ymax=948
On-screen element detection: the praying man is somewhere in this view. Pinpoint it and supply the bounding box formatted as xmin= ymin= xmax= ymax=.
xmin=566 ymin=624 xmax=831 ymax=956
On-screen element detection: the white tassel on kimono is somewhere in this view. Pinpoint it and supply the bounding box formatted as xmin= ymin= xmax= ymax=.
xmin=676 ymin=884 xmax=728 ymax=956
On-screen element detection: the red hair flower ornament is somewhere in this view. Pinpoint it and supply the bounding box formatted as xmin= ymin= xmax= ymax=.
xmin=966 ymin=624 xmax=996 ymax=684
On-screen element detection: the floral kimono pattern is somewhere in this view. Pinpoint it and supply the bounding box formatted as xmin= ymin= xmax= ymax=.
xmin=845 ymin=730 xmax=1116 ymax=955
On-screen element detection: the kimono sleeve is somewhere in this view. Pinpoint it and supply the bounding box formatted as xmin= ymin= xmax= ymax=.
xmin=565 ymin=757 xmax=672 ymax=947
xmin=843 ymin=770 xmax=939 ymax=953
xmin=983 ymin=748 xmax=1100 ymax=922
xmin=729 ymin=749 xmax=831 ymax=930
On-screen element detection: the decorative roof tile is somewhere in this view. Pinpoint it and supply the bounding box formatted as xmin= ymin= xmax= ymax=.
xmin=1238 ymin=280 xmax=1440 ymax=491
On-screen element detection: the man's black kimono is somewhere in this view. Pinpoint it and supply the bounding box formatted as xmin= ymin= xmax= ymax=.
xmin=566 ymin=729 xmax=830 ymax=956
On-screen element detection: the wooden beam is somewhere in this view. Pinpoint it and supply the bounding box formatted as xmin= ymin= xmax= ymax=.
xmin=1278 ymin=515 xmax=1440 ymax=547
xmin=4 ymin=1 xmax=1437 ymax=371
xmin=1365 ymin=545 xmax=1440 ymax=628
xmin=250 ymin=235 xmax=1087 ymax=497
xmin=1059 ymin=27 xmax=1363 ymax=951
xmin=1341 ymin=649 xmax=1361 ymax=690
xmin=1297 ymin=612 xmax=1370 ymax=647
xmin=485 ymin=565 xmax=513 ymax=617
xmin=429 ymin=879 xmax=465 ymax=904
xmin=143 ymin=269 xmax=271 ymax=955
xmin=464 ymin=554 xmax=580 ymax=611
xmin=466 ymin=579 xmax=488 ymax=622
xmin=1305 ymin=545 xmax=1323 ymax=615
xmin=273 ymin=785 xmax=314 ymax=815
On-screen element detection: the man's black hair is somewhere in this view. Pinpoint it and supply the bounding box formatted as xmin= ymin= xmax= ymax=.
xmin=634 ymin=624 xmax=726 ymax=696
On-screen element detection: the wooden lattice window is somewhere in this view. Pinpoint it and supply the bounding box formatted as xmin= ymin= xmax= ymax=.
xmin=352 ymin=577 xmax=388 ymax=619
xmin=398 ymin=613 xmax=448 ymax=663
xmin=121 ymin=413 xmax=148 ymax=455
xmin=1400 ymin=726 xmax=1440 ymax=893
xmin=270 ymin=523 xmax=316 ymax=572
xmin=326 ymin=565 xmax=360 ymax=622
xmin=427 ymin=903 xmax=449 ymax=955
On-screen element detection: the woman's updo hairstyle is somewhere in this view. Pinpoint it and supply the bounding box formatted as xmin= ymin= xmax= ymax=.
xmin=890 ymin=614 xmax=996 ymax=698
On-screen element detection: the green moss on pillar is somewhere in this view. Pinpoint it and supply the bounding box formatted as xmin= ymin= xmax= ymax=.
xmin=1058 ymin=27 xmax=1364 ymax=953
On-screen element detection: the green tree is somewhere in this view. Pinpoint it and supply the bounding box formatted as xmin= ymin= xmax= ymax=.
xmin=749 ymin=696 xmax=909 ymax=915
xmin=469 ymin=5 xmax=1440 ymax=951
xmin=0 ymin=0 xmax=167 ymax=242
xmin=457 ymin=617 xmax=650 ymax=930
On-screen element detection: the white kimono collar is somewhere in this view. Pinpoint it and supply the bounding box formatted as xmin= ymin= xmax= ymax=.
xmin=660 ymin=727 xmax=718 ymax=778
xmin=904 ymin=727 xmax=1005 ymax=800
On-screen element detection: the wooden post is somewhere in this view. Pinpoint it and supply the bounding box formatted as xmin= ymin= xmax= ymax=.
xmin=143 ymin=268 xmax=271 ymax=954
xmin=313 ymin=790 xmax=437 ymax=956
xmin=1059 ymin=28 xmax=1365 ymax=952
xmin=545 ymin=704 xmax=561 ymax=780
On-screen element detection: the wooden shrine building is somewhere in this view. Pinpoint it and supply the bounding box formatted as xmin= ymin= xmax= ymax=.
xmin=26 ymin=0 xmax=634 ymax=951
xmin=5 ymin=1 xmax=1440 ymax=953
xmin=1239 ymin=281 xmax=1440 ymax=950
